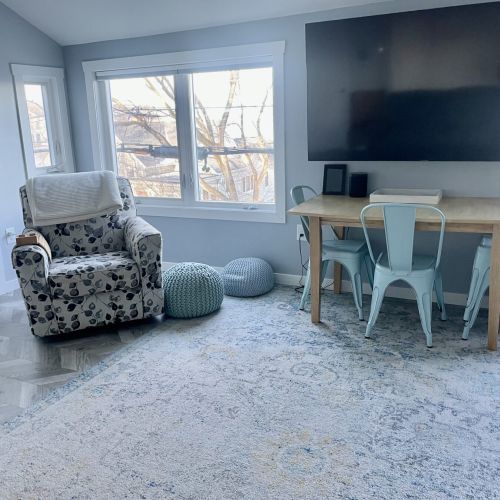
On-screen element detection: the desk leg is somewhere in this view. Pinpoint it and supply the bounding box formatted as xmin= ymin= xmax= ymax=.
xmin=310 ymin=217 xmax=322 ymax=323
xmin=333 ymin=227 xmax=345 ymax=294
xmin=488 ymin=224 xmax=500 ymax=351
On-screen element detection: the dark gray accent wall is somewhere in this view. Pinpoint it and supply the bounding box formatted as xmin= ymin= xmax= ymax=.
xmin=62 ymin=0 xmax=498 ymax=293
xmin=0 ymin=2 xmax=64 ymax=292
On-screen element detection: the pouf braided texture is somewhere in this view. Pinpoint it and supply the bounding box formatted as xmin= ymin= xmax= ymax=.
xmin=222 ymin=257 xmax=275 ymax=297
xmin=163 ymin=262 xmax=223 ymax=318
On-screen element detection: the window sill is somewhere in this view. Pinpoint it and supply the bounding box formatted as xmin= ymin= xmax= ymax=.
xmin=136 ymin=203 xmax=285 ymax=223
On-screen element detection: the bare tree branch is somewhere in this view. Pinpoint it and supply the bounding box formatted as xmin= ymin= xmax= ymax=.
xmin=198 ymin=177 xmax=229 ymax=201
xmin=113 ymin=99 xmax=170 ymax=145
xmin=113 ymin=71 xmax=273 ymax=203
xmin=145 ymin=77 xmax=176 ymax=118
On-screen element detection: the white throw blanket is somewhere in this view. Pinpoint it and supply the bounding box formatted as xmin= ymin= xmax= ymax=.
xmin=26 ymin=171 xmax=123 ymax=226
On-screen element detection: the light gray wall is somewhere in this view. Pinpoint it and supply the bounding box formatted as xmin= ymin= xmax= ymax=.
xmin=0 ymin=2 xmax=64 ymax=292
xmin=62 ymin=0 xmax=499 ymax=293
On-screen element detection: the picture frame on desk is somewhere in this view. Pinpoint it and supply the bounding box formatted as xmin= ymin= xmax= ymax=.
xmin=322 ymin=164 xmax=347 ymax=195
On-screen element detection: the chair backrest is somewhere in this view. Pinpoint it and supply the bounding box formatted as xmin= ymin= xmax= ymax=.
xmin=290 ymin=185 xmax=318 ymax=243
xmin=360 ymin=203 xmax=446 ymax=273
xmin=19 ymin=176 xmax=137 ymax=258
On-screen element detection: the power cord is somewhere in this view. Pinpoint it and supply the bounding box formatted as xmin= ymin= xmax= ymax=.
xmin=294 ymin=237 xmax=308 ymax=292
xmin=295 ymin=236 xmax=337 ymax=294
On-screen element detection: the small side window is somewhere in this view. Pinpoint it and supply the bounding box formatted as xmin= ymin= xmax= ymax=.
xmin=12 ymin=64 xmax=74 ymax=178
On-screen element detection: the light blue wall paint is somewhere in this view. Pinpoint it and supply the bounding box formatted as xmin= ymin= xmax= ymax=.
xmin=63 ymin=0 xmax=498 ymax=293
xmin=0 ymin=2 xmax=64 ymax=292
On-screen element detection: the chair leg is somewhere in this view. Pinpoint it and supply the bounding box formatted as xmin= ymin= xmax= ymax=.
xmin=364 ymin=254 xmax=374 ymax=291
xmin=320 ymin=260 xmax=329 ymax=284
xmin=365 ymin=274 xmax=390 ymax=339
xmin=416 ymin=285 xmax=433 ymax=348
xmin=464 ymin=246 xmax=490 ymax=323
xmin=464 ymin=266 xmax=481 ymax=322
xmin=347 ymin=266 xmax=364 ymax=321
xmin=299 ymin=262 xmax=311 ymax=310
xmin=434 ymin=270 xmax=447 ymax=321
xmin=463 ymin=275 xmax=489 ymax=339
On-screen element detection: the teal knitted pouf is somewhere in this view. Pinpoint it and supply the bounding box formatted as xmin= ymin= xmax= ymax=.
xmin=222 ymin=257 xmax=275 ymax=297
xmin=163 ymin=262 xmax=224 ymax=318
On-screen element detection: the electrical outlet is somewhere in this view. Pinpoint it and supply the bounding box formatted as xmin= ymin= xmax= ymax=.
xmin=296 ymin=224 xmax=305 ymax=241
xmin=5 ymin=227 xmax=16 ymax=245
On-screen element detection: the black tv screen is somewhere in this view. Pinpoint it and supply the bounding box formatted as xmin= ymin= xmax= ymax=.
xmin=306 ymin=2 xmax=500 ymax=161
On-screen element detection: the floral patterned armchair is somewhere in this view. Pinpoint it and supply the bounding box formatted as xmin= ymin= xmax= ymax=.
xmin=12 ymin=176 xmax=163 ymax=337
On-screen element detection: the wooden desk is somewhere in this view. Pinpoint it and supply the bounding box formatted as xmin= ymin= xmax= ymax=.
xmin=289 ymin=195 xmax=500 ymax=351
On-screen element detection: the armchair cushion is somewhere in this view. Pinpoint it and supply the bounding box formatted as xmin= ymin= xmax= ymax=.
xmin=48 ymin=251 xmax=140 ymax=300
xmin=125 ymin=217 xmax=163 ymax=317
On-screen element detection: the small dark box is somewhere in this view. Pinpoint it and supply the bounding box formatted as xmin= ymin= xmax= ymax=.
xmin=322 ymin=164 xmax=346 ymax=195
xmin=349 ymin=173 xmax=368 ymax=198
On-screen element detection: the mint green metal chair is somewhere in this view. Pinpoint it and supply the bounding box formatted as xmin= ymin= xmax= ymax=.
xmin=291 ymin=186 xmax=374 ymax=320
xmin=360 ymin=203 xmax=447 ymax=348
xmin=463 ymin=236 xmax=491 ymax=339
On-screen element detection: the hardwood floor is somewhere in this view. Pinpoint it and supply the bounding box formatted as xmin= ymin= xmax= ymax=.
xmin=0 ymin=289 xmax=161 ymax=423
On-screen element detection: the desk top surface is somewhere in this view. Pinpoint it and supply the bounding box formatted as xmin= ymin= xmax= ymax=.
xmin=288 ymin=195 xmax=500 ymax=225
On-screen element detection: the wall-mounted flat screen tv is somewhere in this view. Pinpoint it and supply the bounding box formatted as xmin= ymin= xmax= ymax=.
xmin=306 ymin=2 xmax=500 ymax=161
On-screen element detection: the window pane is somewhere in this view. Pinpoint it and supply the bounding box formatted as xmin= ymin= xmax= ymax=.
xmin=24 ymin=84 xmax=53 ymax=168
xmin=109 ymin=76 xmax=180 ymax=199
xmin=192 ymin=67 xmax=275 ymax=204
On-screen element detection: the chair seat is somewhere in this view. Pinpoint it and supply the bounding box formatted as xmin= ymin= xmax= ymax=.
xmin=322 ymin=239 xmax=367 ymax=259
xmin=376 ymin=253 xmax=436 ymax=273
xmin=48 ymin=251 xmax=140 ymax=299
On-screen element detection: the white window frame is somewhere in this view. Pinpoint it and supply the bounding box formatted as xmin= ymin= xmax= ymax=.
xmin=11 ymin=64 xmax=74 ymax=178
xmin=82 ymin=42 xmax=286 ymax=223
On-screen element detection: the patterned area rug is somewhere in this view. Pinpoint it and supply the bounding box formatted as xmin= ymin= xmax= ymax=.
xmin=0 ymin=286 xmax=498 ymax=499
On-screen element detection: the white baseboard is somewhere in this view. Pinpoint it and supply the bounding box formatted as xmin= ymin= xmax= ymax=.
xmin=338 ymin=278 xmax=481 ymax=308
xmin=163 ymin=261 xmax=484 ymax=309
xmin=275 ymin=272 xmax=477 ymax=308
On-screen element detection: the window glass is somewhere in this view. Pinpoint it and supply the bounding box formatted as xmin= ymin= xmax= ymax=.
xmin=192 ymin=67 xmax=274 ymax=203
xmin=24 ymin=83 xmax=53 ymax=168
xmin=109 ymin=76 xmax=181 ymax=198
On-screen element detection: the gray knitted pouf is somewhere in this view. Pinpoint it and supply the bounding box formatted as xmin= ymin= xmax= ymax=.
xmin=222 ymin=258 xmax=275 ymax=297
xmin=163 ymin=262 xmax=224 ymax=318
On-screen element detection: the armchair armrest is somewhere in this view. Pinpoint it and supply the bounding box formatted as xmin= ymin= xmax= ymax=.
xmin=12 ymin=243 xmax=50 ymax=282
xmin=18 ymin=228 xmax=52 ymax=261
xmin=12 ymin=239 xmax=58 ymax=336
xmin=124 ymin=217 xmax=163 ymax=317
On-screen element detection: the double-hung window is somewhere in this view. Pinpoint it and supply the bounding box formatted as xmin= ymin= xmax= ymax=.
xmin=11 ymin=64 xmax=74 ymax=177
xmin=83 ymin=42 xmax=285 ymax=222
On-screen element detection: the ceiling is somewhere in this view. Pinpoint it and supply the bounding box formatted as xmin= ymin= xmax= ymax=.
xmin=3 ymin=0 xmax=490 ymax=46
xmin=2 ymin=0 xmax=397 ymax=46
